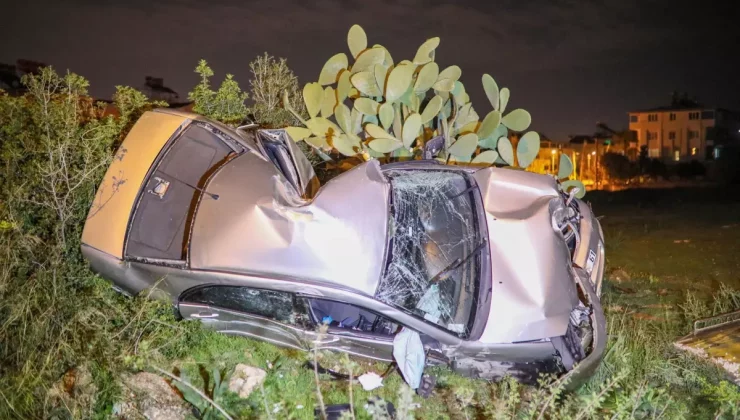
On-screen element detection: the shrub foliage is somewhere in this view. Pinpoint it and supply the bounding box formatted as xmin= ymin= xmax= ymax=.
xmin=0 ymin=68 xmax=199 ymax=418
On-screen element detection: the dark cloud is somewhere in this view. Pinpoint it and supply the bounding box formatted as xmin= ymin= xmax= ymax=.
xmin=2 ymin=0 xmax=738 ymax=139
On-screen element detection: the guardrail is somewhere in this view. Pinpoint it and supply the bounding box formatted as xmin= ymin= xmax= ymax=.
xmin=693 ymin=309 xmax=740 ymax=335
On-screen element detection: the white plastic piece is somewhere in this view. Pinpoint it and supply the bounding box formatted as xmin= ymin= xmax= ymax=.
xmin=358 ymin=372 xmax=384 ymax=390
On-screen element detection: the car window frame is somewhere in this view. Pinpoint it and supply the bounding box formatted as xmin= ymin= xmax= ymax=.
xmin=301 ymin=296 xmax=412 ymax=340
xmin=179 ymin=284 xmax=312 ymax=328
xmin=123 ymin=120 xmax=247 ymax=267
xmin=378 ymin=168 xmax=486 ymax=340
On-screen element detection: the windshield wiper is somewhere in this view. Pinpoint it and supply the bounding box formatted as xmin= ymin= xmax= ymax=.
xmin=429 ymin=238 xmax=488 ymax=284
xmin=450 ymin=184 xmax=476 ymax=200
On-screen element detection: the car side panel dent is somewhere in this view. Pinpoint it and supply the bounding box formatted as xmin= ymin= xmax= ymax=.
xmin=82 ymin=244 xmax=155 ymax=296
xmin=561 ymin=267 xmax=607 ymax=389
xmin=449 ymin=340 xmax=562 ymax=384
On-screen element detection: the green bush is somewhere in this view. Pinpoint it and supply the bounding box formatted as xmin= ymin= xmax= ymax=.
xmin=602 ymin=152 xmax=637 ymax=182
xmin=0 ymin=68 xmax=202 ymax=418
xmin=189 ymin=59 xmax=249 ymax=126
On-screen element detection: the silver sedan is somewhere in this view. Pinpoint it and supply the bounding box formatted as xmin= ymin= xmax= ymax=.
xmin=81 ymin=109 xmax=606 ymax=385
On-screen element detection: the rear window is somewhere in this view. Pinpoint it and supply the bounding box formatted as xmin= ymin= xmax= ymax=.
xmin=126 ymin=124 xmax=238 ymax=260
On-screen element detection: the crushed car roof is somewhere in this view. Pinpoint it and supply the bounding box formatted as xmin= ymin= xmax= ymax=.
xmin=189 ymin=157 xmax=391 ymax=296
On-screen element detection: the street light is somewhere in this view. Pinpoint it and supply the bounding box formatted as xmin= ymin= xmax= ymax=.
xmin=550 ymin=149 xmax=556 ymax=174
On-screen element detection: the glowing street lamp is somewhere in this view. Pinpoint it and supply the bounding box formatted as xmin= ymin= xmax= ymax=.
xmin=550 ymin=149 xmax=556 ymax=174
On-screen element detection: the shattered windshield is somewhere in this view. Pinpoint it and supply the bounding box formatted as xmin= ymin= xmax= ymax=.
xmin=376 ymin=169 xmax=484 ymax=338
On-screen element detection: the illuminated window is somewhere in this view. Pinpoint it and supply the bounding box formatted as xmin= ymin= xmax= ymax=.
xmin=669 ymin=113 xmax=676 ymax=121
xmin=674 ymin=150 xmax=680 ymax=161
xmin=691 ymin=147 xmax=697 ymax=156
xmin=714 ymin=147 xmax=721 ymax=159
xmin=648 ymin=148 xmax=660 ymax=157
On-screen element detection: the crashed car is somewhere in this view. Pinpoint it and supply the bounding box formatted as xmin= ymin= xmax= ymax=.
xmin=82 ymin=109 xmax=606 ymax=385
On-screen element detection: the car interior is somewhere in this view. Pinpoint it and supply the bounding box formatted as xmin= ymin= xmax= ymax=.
xmin=306 ymin=299 xmax=400 ymax=337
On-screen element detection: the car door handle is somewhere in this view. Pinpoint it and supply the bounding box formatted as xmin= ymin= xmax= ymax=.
xmin=191 ymin=312 xmax=219 ymax=319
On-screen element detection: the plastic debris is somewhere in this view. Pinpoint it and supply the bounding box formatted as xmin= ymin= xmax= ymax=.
xmin=358 ymin=372 xmax=384 ymax=390
xmin=393 ymin=328 xmax=425 ymax=389
xmin=416 ymin=373 xmax=437 ymax=398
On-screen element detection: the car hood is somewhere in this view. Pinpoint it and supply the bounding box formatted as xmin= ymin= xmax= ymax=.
xmin=190 ymin=157 xmax=390 ymax=296
xmin=473 ymin=168 xmax=579 ymax=343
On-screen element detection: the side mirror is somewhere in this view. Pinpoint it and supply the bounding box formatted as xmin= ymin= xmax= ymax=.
xmin=423 ymin=136 xmax=445 ymax=160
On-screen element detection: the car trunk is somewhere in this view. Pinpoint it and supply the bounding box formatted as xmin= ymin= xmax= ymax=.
xmin=126 ymin=123 xmax=240 ymax=261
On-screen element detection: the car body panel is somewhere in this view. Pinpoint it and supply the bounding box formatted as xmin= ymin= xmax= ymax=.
xmin=563 ymin=267 xmax=607 ymax=388
xmin=255 ymin=129 xmax=320 ymax=199
xmin=473 ymin=167 xmax=578 ymax=343
xmin=179 ymin=301 xmax=307 ymax=350
xmin=190 ymin=158 xmax=389 ymax=297
xmin=573 ymin=200 xmax=605 ymax=295
xmin=313 ymin=328 xmax=395 ymax=362
xmin=82 ymin=111 xmax=189 ymax=258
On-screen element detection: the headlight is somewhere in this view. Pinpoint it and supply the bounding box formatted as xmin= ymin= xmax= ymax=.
xmin=549 ymin=197 xmax=568 ymax=233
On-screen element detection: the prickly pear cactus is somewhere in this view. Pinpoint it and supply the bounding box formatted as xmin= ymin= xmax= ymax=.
xmin=283 ymin=24 xmax=583 ymax=197
xmin=556 ymin=153 xmax=586 ymax=198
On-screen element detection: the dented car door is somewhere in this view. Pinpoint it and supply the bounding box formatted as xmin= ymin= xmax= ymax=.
xmin=178 ymin=285 xmax=308 ymax=350
xmin=302 ymin=298 xmax=396 ymax=361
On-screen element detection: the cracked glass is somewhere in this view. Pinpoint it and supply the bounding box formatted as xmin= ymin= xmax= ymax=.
xmin=182 ymin=286 xmax=307 ymax=325
xmin=376 ymin=169 xmax=484 ymax=338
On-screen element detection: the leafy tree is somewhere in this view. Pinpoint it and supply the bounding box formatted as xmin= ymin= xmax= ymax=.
xmin=247 ymin=53 xmax=307 ymax=128
xmin=602 ymin=152 xmax=636 ymax=182
xmin=638 ymin=145 xmax=649 ymax=175
xmin=676 ymin=160 xmax=707 ymax=179
xmin=188 ymin=59 xmax=248 ymax=125
xmin=647 ymin=158 xmax=667 ymax=179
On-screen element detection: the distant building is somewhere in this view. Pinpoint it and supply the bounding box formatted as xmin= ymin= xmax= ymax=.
xmin=527 ymin=134 xmax=559 ymax=174
xmin=142 ymin=76 xmax=180 ymax=104
xmin=0 ymin=63 xmax=22 ymax=93
xmin=0 ymin=59 xmax=47 ymax=95
xmin=628 ymin=94 xmax=740 ymax=162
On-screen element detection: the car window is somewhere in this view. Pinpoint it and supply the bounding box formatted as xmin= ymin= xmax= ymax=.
xmin=181 ymin=285 xmax=305 ymax=325
xmin=306 ymin=298 xmax=400 ymax=337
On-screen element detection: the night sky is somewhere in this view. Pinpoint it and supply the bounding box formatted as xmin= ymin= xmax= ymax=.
xmin=2 ymin=0 xmax=738 ymax=140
